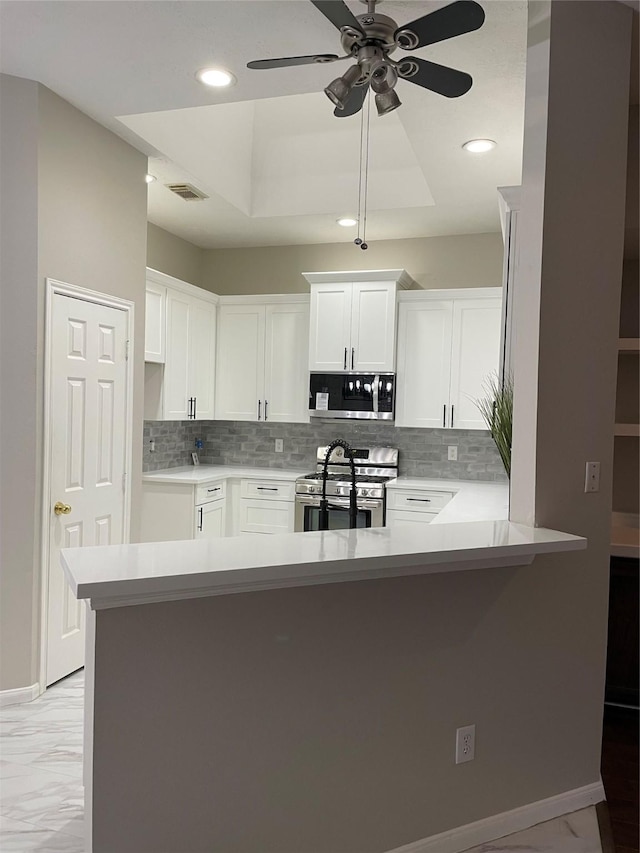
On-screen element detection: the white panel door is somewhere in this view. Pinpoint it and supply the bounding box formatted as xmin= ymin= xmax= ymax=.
xmin=395 ymin=300 xmax=454 ymax=428
xmin=48 ymin=294 xmax=128 ymax=685
xmin=216 ymin=304 xmax=265 ymax=421
xmin=264 ymin=302 xmax=309 ymax=423
xmin=189 ymin=296 xmax=216 ymax=420
xmin=195 ymin=500 xmax=226 ymax=539
xmin=449 ymin=298 xmax=502 ymax=430
xmin=308 ymin=284 xmax=352 ymax=371
xmin=163 ymin=289 xmax=191 ymax=420
xmin=350 ymin=281 xmax=397 ymax=372
xmin=144 ymin=281 xmax=166 ymax=363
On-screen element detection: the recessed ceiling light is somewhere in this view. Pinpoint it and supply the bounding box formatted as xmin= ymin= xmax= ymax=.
xmin=196 ymin=67 xmax=236 ymax=88
xmin=337 ymin=217 xmax=358 ymax=227
xmin=145 ymin=174 xmax=156 ymax=184
xmin=462 ymin=139 xmax=497 ymax=153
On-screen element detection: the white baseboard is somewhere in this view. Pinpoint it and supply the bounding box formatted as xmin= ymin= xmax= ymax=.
xmin=0 ymin=682 xmax=41 ymax=707
xmin=387 ymin=781 xmax=605 ymax=853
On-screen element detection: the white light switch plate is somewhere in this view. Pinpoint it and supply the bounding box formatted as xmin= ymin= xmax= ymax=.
xmin=584 ymin=461 xmax=600 ymax=493
xmin=448 ymin=446 xmax=458 ymax=461
xmin=275 ymin=439 xmax=284 ymax=453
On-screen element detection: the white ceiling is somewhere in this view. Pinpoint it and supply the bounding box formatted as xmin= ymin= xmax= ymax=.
xmin=0 ymin=0 xmax=528 ymax=248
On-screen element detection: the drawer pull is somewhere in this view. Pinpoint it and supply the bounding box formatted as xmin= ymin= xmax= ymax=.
xmin=257 ymin=486 xmax=278 ymax=491
xmin=407 ymin=497 xmax=431 ymax=502
xmin=207 ymin=487 xmax=221 ymax=493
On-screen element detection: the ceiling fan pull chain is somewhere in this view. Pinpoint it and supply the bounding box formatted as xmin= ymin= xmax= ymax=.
xmin=354 ymin=90 xmax=366 ymax=247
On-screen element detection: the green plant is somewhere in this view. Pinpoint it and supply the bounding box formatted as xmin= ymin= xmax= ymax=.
xmin=475 ymin=373 xmax=513 ymax=478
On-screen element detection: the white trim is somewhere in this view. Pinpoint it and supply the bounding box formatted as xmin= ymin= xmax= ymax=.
xmin=398 ymin=287 xmax=503 ymax=302
xmin=386 ymin=781 xmax=605 ymax=853
xmin=39 ymin=278 xmax=135 ymax=690
xmin=218 ymin=293 xmax=310 ymax=305
xmin=0 ymin=682 xmax=41 ymax=707
xmin=146 ymin=267 xmax=219 ymax=304
xmin=302 ymin=269 xmax=414 ymax=288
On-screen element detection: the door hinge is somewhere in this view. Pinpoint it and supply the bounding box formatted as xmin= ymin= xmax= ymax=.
xmin=125 ymin=340 xmax=130 ymax=361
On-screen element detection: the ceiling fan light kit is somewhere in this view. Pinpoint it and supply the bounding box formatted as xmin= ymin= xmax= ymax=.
xmin=247 ymin=0 xmax=486 ymax=118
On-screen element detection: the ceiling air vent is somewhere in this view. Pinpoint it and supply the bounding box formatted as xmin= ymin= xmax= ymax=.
xmin=165 ymin=183 xmax=209 ymax=201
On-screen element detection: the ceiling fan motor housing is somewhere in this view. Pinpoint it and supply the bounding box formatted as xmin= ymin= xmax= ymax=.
xmin=340 ymin=13 xmax=399 ymax=59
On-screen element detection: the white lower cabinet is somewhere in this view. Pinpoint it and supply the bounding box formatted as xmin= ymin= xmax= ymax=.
xmin=195 ymin=498 xmax=226 ymax=539
xmin=385 ymin=488 xmax=453 ymax=527
xmin=238 ymin=479 xmax=295 ymax=534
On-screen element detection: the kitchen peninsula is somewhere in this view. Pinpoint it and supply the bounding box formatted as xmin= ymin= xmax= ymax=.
xmin=62 ymin=520 xmax=585 ymax=853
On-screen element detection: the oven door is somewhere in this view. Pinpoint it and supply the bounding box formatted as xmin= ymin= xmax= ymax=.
xmin=295 ymin=495 xmax=383 ymax=532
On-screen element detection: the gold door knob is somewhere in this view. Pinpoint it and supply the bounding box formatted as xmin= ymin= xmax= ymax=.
xmin=54 ymin=501 xmax=72 ymax=516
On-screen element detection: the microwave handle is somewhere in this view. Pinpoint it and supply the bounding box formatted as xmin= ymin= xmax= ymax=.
xmin=373 ymin=374 xmax=379 ymax=414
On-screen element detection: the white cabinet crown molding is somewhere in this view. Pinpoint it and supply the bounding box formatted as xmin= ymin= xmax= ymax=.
xmin=218 ymin=293 xmax=310 ymax=305
xmin=398 ymin=287 xmax=503 ymax=302
xmin=302 ymin=269 xmax=414 ymax=288
xmin=146 ymin=267 xmax=219 ymax=304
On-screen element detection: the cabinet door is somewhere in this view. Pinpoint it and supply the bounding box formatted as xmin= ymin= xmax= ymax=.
xmin=309 ymin=284 xmax=352 ymax=371
xmin=145 ymin=282 xmax=166 ymax=363
xmin=239 ymin=499 xmax=293 ymax=534
xmin=350 ymin=281 xmax=397 ymax=372
xmin=264 ymin=302 xmax=309 ymax=423
xmin=216 ymin=304 xmax=265 ymax=421
xmin=195 ymin=500 xmax=226 ymax=539
xmin=395 ymin=300 xmax=454 ymax=428
xmin=189 ymin=296 xmax=216 ymax=420
xmin=449 ymin=298 xmax=502 ymax=430
xmin=163 ymin=289 xmax=191 ymax=420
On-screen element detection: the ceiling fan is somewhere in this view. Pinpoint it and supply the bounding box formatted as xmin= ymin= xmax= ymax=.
xmin=247 ymin=0 xmax=485 ymax=117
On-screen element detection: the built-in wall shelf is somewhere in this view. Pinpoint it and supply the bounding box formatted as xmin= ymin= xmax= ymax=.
xmin=614 ymin=423 xmax=640 ymax=437
xmin=611 ymin=512 xmax=640 ymax=559
xmin=618 ymin=338 xmax=640 ymax=352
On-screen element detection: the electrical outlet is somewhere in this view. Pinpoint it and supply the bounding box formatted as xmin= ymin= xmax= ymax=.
xmin=149 ymin=439 xmax=156 ymax=453
xmin=584 ymin=461 xmax=600 ymax=493
xmin=448 ymin=445 xmax=458 ymax=461
xmin=275 ymin=439 xmax=284 ymax=453
xmin=455 ymin=724 xmax=475 ymax=764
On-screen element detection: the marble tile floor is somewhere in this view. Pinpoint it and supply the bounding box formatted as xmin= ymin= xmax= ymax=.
xmin=0 ymin=670 xmax=606 ymax=853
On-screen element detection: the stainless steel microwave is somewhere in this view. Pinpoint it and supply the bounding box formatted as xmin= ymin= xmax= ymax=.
xmin=309 ymin=372 xmax=395 ymax=420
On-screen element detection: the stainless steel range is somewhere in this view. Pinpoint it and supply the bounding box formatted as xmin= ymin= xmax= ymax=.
xmin=294 ymin=445 xmax=398 ymax=532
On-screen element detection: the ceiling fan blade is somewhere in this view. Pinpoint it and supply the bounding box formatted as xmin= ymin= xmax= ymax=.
xmin=395 ymin=1 xmax=485 ymax=50
xmin=398 ymin=57 xmax=472 ymax=98
xmin=334 ymin=83 xmax=369 ymax=117
xmin=310 ymin=0 xmax=363 ymax=33
xmin=247 ymin=54 xmax=342 ymax=70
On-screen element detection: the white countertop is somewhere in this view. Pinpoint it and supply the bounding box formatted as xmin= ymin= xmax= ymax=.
xmin=386 ymin=477 xmax=509 ymax=524
xmin=62 ymin=520 xmax=585 ymax=610
xmin=142 ymin=464 xmax=308 ymax=485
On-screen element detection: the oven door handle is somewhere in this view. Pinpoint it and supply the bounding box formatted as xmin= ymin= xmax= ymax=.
xmin=295 ymin=495 xmax=381 ymax=510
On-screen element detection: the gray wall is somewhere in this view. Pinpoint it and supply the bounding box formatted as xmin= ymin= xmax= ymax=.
xmin=200 ymin=232 xmax=503 ymax=294
xmin=0 ymin=76 xmax=147 ymax=692
xmin=147 ymin=222 xmax=204 ymax=287
xmin=143 ymin=420 xmax=507 ymax=481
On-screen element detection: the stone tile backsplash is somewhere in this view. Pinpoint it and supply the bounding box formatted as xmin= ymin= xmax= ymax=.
xmin=143 ymin=420 xmax=507 ymax=481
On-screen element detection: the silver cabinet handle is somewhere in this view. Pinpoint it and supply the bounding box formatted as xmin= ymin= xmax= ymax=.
xmin=258 ymin=400 xmax=261 ymax=420
xmin=351 ymin=347 xmax=355 ymax=369
xmin=344 ymin=347 xmax=347 ymax=369
xmin=264 ymin=400 xmax=268 ymax=421
xmin=193 ymin=397 xmax=197 ymax=420
xmin=407 ymin=497 xmax=431 ymax=503
xmin=443 ymin=404 xmax=446 ymax=428
xmin=451 ymin=405 xmax=454 ymax=428
xmin=198 ymin=506 xmax=203 ymax=532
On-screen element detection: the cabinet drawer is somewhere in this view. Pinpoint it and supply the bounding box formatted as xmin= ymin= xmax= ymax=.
xmin=240 ymin=479 xmax=295 ymax=502
xmin=387 ymin=489 xmax=453 ymax=513
xmin=386 ymin=509 xmax=439 ymax=527
xmin=239 ymin=499 xmax=294 ymax=534
xmin=195 ymin=481 xmax=227 ymax=505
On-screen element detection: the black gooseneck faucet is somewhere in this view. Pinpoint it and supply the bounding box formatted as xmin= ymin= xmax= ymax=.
xmin=318 ymin=439 xmax=358 ymax=530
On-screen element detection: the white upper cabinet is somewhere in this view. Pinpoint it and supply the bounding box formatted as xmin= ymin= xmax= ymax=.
xmin=396 ymin=300 xmax=454 ymax=429
xmin=449 ymin=298 xmax=502 ymax=430
xmin=395 ymin=289 xmax=503 ymax=430
xmin=144 ymin=269 xmax=218 ymax=421
xmin=144 ymin=278 xmax=166 ymax=363
xmin=305 ymin=270 xmax=412 ymax=372
xmin=216 ymin=297 xmax=309 ymax=423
